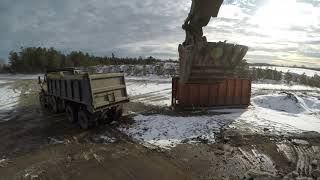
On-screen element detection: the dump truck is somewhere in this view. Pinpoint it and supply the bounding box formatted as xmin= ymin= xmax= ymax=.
xmin=38 ymin=68 xmax=129 ymax=129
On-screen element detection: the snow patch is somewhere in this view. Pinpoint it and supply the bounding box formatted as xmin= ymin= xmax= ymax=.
xmin=126 ymin=78 xmax=172 ymax=106
xmin=251 ymin=66 xmax=320 ymax=77
xmin=252 ymin=93 xmax=313 ymax=114
xmin=98 ymin=135 xmax=116 ymax=143
xmin=231 ymin=93 xmax=320 ymax=134
xmin=119 ymin=114 xmax=232 ymax=149
xmin=0 ymin=85 xmax=21 ymax=111
xmin=0 ymin=80 xmax=13 ymax=84
xmin=0 ymin=74 xmax=41 ymax=80
xmin=252 ymin=83 xmax=320 ymax=92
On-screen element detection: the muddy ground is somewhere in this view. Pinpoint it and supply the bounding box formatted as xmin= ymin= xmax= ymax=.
xmin=0 ymin=80 xmax=320 ymax=180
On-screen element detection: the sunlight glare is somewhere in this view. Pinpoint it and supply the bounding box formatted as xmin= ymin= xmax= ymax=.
xmin=251 ymin=0 xmax=299 ymax=29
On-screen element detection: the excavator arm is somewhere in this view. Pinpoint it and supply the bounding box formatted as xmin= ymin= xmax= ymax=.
xmin=183 ymin=0 xmax=224 ymax=46
xmin=185 ymin=0 xmax=223 ymax=22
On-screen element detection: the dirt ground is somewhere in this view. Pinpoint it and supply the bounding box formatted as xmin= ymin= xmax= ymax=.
xmin=0 ymin=80 xmax=320 ymax=180
xmin=0 ymin=104 xmax=194 ymax=180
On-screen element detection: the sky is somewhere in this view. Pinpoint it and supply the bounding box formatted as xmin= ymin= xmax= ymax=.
xmin=0 ymin=0 xmax=320 ymax=67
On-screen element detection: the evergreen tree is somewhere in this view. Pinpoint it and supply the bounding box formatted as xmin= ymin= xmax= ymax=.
xmin=9 ymin=51 xmax=19 ymax=72
xmin=299 ymin=73 xmax=308 ymax=85
xmin=284 ymin=71 xmax=293 ymax=84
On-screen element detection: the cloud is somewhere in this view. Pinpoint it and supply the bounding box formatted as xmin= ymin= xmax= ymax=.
xmin=0 ymin=0 xmax=319 ymax=67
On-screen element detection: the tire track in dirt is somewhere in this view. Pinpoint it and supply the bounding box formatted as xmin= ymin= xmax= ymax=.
xmin=129 ymin=88 xmax=171 ymax=106
xmin=278 ymin=141 xmax=320 ymax=179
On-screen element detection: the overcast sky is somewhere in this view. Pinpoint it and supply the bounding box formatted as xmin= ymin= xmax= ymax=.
xmin=0 ymin=0 xmax=319 ymax=67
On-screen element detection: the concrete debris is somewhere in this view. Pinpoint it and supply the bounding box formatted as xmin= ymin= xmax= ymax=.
xmin=0 ymin=158 xmax=10 ymax=168
xmin=97 ymin=135 xmax=116 ymax=144
xmin=244 ymin=169 xmax=276 ymax=180
xmin=93 ymin=153 xmax=104 ymax=163
xmin=311 ymin=160 xmax=318 ymax=168
xmin=311 ymin=169 xmax=320 ymax=179
xmin=48 ymin=137 xmax=64 ymax=144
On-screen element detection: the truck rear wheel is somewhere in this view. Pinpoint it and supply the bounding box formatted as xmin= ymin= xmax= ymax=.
xmin=113 ymin=107 xmax=123 ymax=121
xmin=103 ymin=106 xmax=123 ymax=124
xmin=78 ymin=110 xmax=90 ymax=130
xmin=66 ymin=105 xmax=77 ymax=123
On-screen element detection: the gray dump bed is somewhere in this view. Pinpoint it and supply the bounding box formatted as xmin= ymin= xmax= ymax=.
xmin=46 ymin=72 xmax=129 ymax=113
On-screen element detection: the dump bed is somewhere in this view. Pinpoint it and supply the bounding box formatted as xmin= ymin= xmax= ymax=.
xmin=46 ymin=72 xmax=129 ymax=113
xmin=89 ymin=73 xmax=129 ymax=110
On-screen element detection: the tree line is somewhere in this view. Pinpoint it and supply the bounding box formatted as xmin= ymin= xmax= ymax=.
xmin=7 ymin=47 xmax=165 ymax=73
xmin=3 ymin=46 xmax=320 ymax=88
xmin=250 ymin=67 xmax=320 ymax=88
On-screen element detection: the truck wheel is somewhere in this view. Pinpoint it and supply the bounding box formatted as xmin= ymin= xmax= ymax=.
xmin=113 ymin=108 xmax=123 ymax=121
xmin=78 ymin=111 xmax=90 ymax=130
xmin=57 ymin=100 xmax=65 ymax=112
xmin=50 ymin=97 xmax=58 ymax=113
xmin=104 ymin=107 xmax=122 ymax=124
xmin=66 ymin=105 xmax=77 ymax=123
xmin=39 ymin=94 xmax=47 ymax=108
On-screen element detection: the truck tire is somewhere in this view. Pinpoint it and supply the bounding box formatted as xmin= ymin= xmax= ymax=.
xmin=50 ymin=97 xmax=59 ymax=113
xmin=66 ymin=105 xmax=77 ymax=123
xmin=39 ymin=94 xmax=47 ymax=108
xmin=113 ymin=107 xmax=123 ymax=121
xmin=104 ymin=106 xmax=122 ymax=124
xmin=78 ymin=110 xmax=90 ymax=130
xmin=57 ymin=100 xmax=65 ymax=113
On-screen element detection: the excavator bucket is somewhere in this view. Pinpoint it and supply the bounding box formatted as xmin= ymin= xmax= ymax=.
xmin=179 ymin=41 xmax=248 ymax=84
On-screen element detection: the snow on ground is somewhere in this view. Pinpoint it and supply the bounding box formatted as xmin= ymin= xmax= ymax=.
xmin=251 ymin=66 xmax=320 ymax=77
xmin=215 ymin=93 xmax=320 ymax=134
xmin=230 ymin=93 xmax=320 ymax=134
xmin=126 ymin=75 xmax=172 ymax=82
xmin=0 ymin=83 xmax=21 ymax=122
xmin=0 ymin=74 xmax=32 ymax=121
xmin=0 ymin=80 xmax=9 ymax=84
xmin=0 ymin=85 xmax=20 ymax=110
xmin=0 ymin=74 xmax=41 ymax=80
xmin=120 ymin=76 xmax=320 ymax=149
xmin=252 ymin=83 xmax=320 ymax=92
xmin=121 ymin=92 xmax=320 ymax=149
xmin=119 ymin=114 xmax=233 ymax=149
xmin=126 ymin=76 xmax=172 ymax=106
